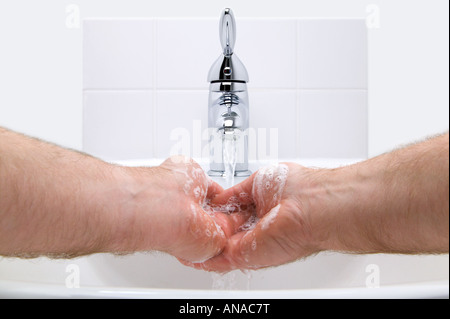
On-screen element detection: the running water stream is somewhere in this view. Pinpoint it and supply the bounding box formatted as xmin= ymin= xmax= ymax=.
xmin=222 ymin=133 xmax=238 ymax=188
xmin=209 ymin=138 xmax=290 ymax=289
xmin=210 ymin=131 xmax=245 ymax=290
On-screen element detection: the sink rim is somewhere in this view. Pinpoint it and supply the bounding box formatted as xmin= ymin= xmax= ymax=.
xmin=111 ymin=157 xmax=366 ymax=169
xmin=0 ymin=278 xmax=448 ymax=299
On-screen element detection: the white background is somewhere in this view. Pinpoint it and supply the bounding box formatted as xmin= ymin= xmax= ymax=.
xmin=0 ymin=0 xmax=448 ymax=157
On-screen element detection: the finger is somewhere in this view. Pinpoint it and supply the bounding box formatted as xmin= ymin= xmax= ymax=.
xmin=199 ymin=204 xmax=292 ymax=272
xmin=211 ymin=173 xmax=256 ymax=206
xmin=211 ymin=208 xmax=255 ymax=238
xmin=205 ymin=176 xmax=224 ymax=200
xmin=207 ymin=231 xmax=264 ymax=272
xmin=192 ymin=233 xmax=247 ymax=273
xmin=177 ymin=256 xmax=229 ymax=272
xmin=182 ymin=203 xmax=227 ymax=263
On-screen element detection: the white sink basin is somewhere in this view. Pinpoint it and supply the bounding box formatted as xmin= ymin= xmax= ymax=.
xmin=0 ymin=158 xmax=448 ymax=299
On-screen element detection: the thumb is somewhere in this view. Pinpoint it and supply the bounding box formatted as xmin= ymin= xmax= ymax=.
xmin=196 ymin=203 xmax=296 ymax=272
xmin=211 ymin=173 xmax=255 ymax=206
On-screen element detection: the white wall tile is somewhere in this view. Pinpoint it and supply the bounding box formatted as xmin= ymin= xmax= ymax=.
xmin=156 ymin=19 xmax=217 ymax=89
xmin=155 ymin=91 xmax=209 ymax=159
xmin=83 ymin=91 xmax=153 ymax=160
xmin=83 ymin=19 xmax=154 ymax=89
xmin=239 ymin=19 xmax=297 ymax=89
xmin=82 ymin=18 xmax=369 ymax=160
xmin=298 ymin=90 xmax=368 ymax=158
xmin=156 ymin=18 xmax=297 ymax=90
xmin=155 ymin=90 xmax=298 ymax=161
xmin=249 ymin=90 xmax=297 ymax=160
xmin=298 ymin=19 xmax=368 ymax=89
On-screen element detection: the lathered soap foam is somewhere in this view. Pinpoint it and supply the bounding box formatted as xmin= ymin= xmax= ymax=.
xmin=252 ymin=163 xmax=289 ymax=217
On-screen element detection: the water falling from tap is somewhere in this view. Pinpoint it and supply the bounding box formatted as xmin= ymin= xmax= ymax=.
xmin=222 ymin=132 xmax=238 ymax=188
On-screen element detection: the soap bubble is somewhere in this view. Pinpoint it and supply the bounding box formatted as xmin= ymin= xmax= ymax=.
xmin=251 ymin=239 xmax=257 ymax=251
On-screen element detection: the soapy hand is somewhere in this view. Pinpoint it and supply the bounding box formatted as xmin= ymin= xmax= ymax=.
xmin=181 ymin=132 xmax=450 ymax=271
xmin=180 ymin=163 xmax=319 ymax=272
xmin=126 ymin=156 xmax=257 ymax=264
xmin=137 ymin=156 xmax=229 ymax=263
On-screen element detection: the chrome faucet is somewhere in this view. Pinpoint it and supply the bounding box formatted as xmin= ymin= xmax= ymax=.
xmin=207 ymin=8 xmax=251 ymax=177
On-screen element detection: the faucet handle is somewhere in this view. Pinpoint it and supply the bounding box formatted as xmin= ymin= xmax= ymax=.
xmin=207 ymin=8 xmax=249 ymax=83
xmin=219 ymin=8 xmax=236 ymax=56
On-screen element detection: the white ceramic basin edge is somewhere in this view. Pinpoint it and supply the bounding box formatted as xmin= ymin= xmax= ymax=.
xmin=0 ymin=279 xmax=448 ymax=299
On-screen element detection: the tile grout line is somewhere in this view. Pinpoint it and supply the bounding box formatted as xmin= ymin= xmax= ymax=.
xmin=82 ymin=88 xmax=369 ymax=92
xmin=81 ymin=20 xmax=85 ymax=152
xmin=366 ymin=26 xmax=371 ymax=159
xmin=152 ymin=18 xmax=158 ymax=158
xmin=82 ymin=18 xmax=370 ymax=161
xmin=296 ymin=20 xmax=300 ymax=158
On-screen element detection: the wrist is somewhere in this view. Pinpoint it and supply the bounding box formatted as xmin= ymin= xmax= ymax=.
xmin=306 ymin=160 xmax=403 ymax=254
xmin=302 ymin=164 xmax=375 ymax=253
xmin=100 ymin=165 xmax=164 ymax=254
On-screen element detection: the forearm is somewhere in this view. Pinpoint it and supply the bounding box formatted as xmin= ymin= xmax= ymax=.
xmin=0 ymin=127 xmax=131 ymax=257
xmin=310 ymin=133 xmax=449 ymax=254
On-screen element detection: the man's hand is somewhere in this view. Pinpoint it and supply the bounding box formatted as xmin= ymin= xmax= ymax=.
xmin=183 ymin=133 xmax=449 ymax=272
xmin=181 ymin=163 xmax=321 ymax=272
xmin=115 ymin=156 xmax=229 ymax=263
